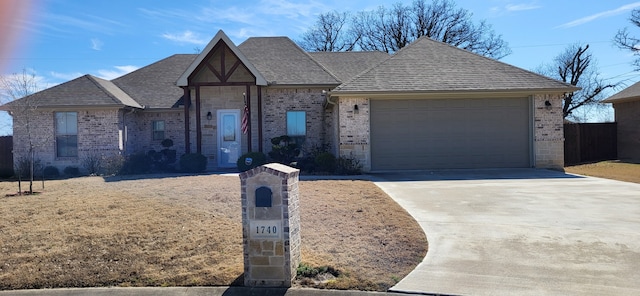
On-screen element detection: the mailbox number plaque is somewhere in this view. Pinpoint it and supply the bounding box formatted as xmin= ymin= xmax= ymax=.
xmin=249 ymin=220 xmax=281 ymax=239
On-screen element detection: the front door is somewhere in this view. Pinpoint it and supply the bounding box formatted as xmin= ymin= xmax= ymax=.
xmin=217 ymin=109 xmax=241 ymax=168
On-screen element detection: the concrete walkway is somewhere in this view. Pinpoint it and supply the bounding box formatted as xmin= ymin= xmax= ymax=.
xmin=373 ymin=169 xmax=640 ymax=296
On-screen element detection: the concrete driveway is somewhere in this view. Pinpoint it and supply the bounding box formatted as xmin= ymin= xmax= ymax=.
xmin=373 ymin=169 xmax=640 ymax=296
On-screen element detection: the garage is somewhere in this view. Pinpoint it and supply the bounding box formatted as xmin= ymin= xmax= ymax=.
xmin=370 ymin=97 xmax=531 ymax=170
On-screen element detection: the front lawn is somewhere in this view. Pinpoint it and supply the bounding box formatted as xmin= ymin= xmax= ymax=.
xmin=565 ymin=161 xmax=640 ymax=184
xmin=0 ymin=175 xmax=427 ymax=291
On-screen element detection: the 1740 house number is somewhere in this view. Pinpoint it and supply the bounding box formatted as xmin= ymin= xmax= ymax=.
xmin=256 ymin=225 xmax=276 ymax=234
xmin=249 ymin=220 xmax=281 ymax=238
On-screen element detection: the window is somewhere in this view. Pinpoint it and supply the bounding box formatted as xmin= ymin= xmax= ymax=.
xmin=152 ymin=120 xmax=165 ymax=140
xmin=286 ymin=111 xmax=306 ymax=136
xmin=55 ymin=112 xmax=78 ymax=157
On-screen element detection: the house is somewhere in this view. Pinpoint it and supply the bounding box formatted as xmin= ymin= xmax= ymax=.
xmin=0 ymin=30 xmax=577 ymax=173
xmin=603 ymin=82 xmax=640 ymax=161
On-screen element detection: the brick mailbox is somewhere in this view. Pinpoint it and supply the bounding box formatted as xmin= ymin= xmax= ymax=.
xmin=239 ymin=163 xmax=301 ymax=287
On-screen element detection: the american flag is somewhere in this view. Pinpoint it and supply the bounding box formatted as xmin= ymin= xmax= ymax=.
xmin=241 ymin=104 xmax=249 ymax=134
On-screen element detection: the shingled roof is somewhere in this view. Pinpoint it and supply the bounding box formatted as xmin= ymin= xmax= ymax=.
xmin=238 ymin=37 xmax=340 ymax=86
xmin=309 ymin=51 xmax=389 ymax=83
xmin=602 ymin=81 xmax=640 ymax=103
xmin=1 ymin=74 xmax=142 ymax=109
xmin=334 ymin=36 xmax=578 ymax=95
xmin=114 ymin=54 xmax=196 ymax=109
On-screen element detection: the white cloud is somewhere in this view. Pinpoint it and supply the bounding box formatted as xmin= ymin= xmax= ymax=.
xmin=490 ymin=1 xmax=541 ymax=15
xmin=162 ymin=31 xmax=208 ymax=45
xmin=558 ymin=2 xmax=640 ymax=28
xmin=95 ymin=65 xmax=139 ymax=80
xmin=505 ymin=3 xmax=541 ymax=12
xmin=50 ymin=71 xmax=83 ymax=81
xmin=91 ymin=38 xmax=103 ymax=50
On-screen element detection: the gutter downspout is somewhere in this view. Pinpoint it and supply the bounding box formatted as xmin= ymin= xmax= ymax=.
xmin=323 ymin=90 xmax=337 ymax=108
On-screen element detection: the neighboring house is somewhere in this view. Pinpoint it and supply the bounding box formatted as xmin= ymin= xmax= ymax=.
xmin=603 ymin=82 xmax=640 ymax=161
xmin=0 ymin=30 xmax=577 ymax=173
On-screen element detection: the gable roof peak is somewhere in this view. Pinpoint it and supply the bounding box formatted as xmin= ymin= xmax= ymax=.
xmin=176 ymin=30 xmax=267 ymax=86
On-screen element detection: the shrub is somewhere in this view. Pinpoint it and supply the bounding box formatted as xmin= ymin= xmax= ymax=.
xmin=268 ymin=135 xmax=300 ymax=165
xmin=120 ymin=152 xmax=152 ymax=175
xmin=81 ymin=152 xmax=102 ymax=175
xmin=63 ymin=166 xmax=80 ymax=176
xmin=179 ymin=153 xmax=207 ymax=173
xmin=161 ymin=138 xmax=174 ymax=148
xmin=336 ymin=155 xmax=362 ymax=175
xmin=237 ymin=152 xmax=267 ymax=172
xmin=103 ymin=154 xmax=125 ymax=176
xmin=43 ymin=166 xmax=60 ymax=178
xmin=314 ymin=152 xmax=337 ymax=173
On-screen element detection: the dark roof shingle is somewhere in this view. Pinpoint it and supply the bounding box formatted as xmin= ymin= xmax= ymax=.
xmin=335 ymin=36 xmax=578 ymax=94
xmin=2 ymin=74 xmax=142 ymax=109
xmin=309 ymin=51 xmax=389 ymax=83
xmin=238 ymin=37 xmax=340 ymax=86
xmin=113 ymin=54 xmax=196 ymax=108
xmin=603 ymin=81 xmax=640 ymax=103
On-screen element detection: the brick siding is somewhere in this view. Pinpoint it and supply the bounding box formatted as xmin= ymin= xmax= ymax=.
xmin=337 ymin=97 xmax=371 ymax=171
xmin=533 ymin=94 xmax=565 ymax=169
xmin=613 ymin=100 xmax=640 ymax=161
xmin=262 ymin=88 xmax=334 ymax=156
xmin=11 ymin=109 xmax=122 ymax=173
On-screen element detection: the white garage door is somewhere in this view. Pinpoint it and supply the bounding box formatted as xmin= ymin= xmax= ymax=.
xmin=370 ymin=98 xmax=531 ymax=170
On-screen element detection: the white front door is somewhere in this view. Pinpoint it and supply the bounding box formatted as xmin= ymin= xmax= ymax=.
xmin=217 ymin=109 xmax=241 ymax=168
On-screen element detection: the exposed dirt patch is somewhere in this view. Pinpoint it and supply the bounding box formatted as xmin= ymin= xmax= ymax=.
xmin=565 ymin=161 xmax=640 ymax=184
xmin=0 ymin=174 xmax=427 ymax=291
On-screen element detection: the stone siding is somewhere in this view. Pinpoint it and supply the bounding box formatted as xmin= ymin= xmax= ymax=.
xmin=533 ymin=94 xmax=565 ymax=169
xmin=240 ymin=164 xmax=301 ymax=287
xmin=337 ymin=97 xmax=370 ymax=171
xmin=613 ymin=100 xmax=640 ymax=161
xmin=262 ymin=88 xmax=334 ymax=155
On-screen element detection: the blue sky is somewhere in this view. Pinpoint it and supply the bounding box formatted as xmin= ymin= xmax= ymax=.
xmin=2 ymin=0 xmax=640 ymax=135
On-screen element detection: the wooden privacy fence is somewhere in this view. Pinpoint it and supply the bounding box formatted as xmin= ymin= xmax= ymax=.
xmin=564 ymin=123 xmax=617 ymax=166
xmin=0 ymin=136 xmax=13 ymax=177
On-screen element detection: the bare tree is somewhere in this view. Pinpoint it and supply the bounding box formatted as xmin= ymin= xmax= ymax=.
xmin=300 ymin=0 xmax=511 ymax=58
xmin=298 ymin=11 xmax=357 ymax=52
xmin=412 ymin=0 xmax=509 ymax=58
xmin=614 ymin=9 xmax=640 ymax=69
xmin=0 ymin=69 xmax=47 ymax=193
xmin=537 ymin=44 xmax=617 ymax=121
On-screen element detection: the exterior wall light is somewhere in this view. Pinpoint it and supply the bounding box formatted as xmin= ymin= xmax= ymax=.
xmin=206 ymin=111 xmax=213 ymax=120
xmin=354 ymin=104 xmax=359 ymax=113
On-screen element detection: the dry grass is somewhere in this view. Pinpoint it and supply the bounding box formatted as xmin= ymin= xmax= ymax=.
xmin=565 ymin=161 xmax=640 ymax=184
xmin=0 ymin=174 xmax=426 ymax=291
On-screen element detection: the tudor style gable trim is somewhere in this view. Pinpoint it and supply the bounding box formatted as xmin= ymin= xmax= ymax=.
xmin=176 ymin=30 xmax=267 ymax=86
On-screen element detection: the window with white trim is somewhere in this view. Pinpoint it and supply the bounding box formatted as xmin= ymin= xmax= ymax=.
xmin=152 ymin=120 xmax=165 ymax=140
xmin=55 ymin=112 xmax=78 ymax=157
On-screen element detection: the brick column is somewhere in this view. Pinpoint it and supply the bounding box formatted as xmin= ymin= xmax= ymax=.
xmin=239 ymin=163 xmax=301 ymax=287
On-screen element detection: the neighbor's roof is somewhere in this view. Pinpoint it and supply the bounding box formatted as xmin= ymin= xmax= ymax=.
xmin=238 ymin=37 xmax=341 ymax=86
xmin=334 ymin=36 xmax=579 ymax=95
xmin=114 ymin=54 xmax=196 ymax=109
xmin=309 ymin=51 xmax=390 ymax=83
xmin=1 ymin=74 xmax=142 ymax=109
xmin=602 ymin=81 xmax=640 ymax=103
